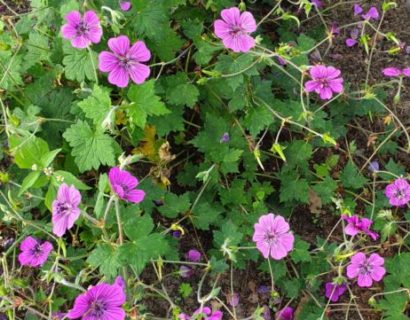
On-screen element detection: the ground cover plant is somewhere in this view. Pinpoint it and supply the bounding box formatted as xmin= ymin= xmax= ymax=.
xmin=0 ymin=0 xmax=410 ymax=319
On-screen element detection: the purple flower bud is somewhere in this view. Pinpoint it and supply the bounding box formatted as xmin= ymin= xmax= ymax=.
xmin=330 ymin=23 xmax=340 ymax=35
xmin=311 ymin=0 xmax=323 ymax=8
xmin=368 ymin=161 xmax=379 ymax=172
xmin=257 ymin=285 xmax=270 ymax=294
xmin=220 ymin=132 xmax=230 ymax=143
xmin=262 ymin=305 xmax=272 ymax=320
xmin=227 ymin=292 xmax=240 ymax=307
xmin=354 ymin=4 xmax=363 ymax=15
xmin=276 ymin=56 xmax=287 ymax=66
xmin=406 ymin=46 xmax=410 ymax=54
xmin=179 ymin=266 xmax=193 ymax=278
xmin=119 ymin=1 xmax=132 ymax=11
xmin=186 ymin=249 xmax=201 ymax=262
xmin=346 ymin=38 xmax=358 ymax=47
xmin=172 ymin=230 xmax=182 ymax=238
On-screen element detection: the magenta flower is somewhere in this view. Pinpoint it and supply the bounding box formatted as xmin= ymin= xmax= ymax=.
xmin=275 ymin=307 xmax=294 ymax=320
xmin=353 ymin=4 xmax=363 ymax=15
xmin=304 ymin=65 xmax=344 ymax=100
xmin=108 ymin=167 xmax=145 ymax=203
xmin=362 ymin=7 xmax=379 ymax=20
xmin=119 ymin=1 xmax=132 ymax=11
xmin=346 ymin=252 xmax=385 ymax=287
xmin=324 ymin=282 xmax=347 ymax=302
xmin=18 ymin=236 xmax=53 ymax=267
xmin=382 ymin=67 xmax=410 ymax=78
xmin=179 ymin=307 xmax=223 ymax=320
xmin=341 ymin=215 xmax=379 ymax=241
xmin=61 ymin=11 xmax=102 ymax=49
xmin=345 ymin=38 xmax=358 ymax=47
xmin=214 ymin=7 xmax=257 ymax=53
xmin=99 ymin=35 xmax=151 ymax=88
xmin=52 ymin=184 xmax=82 ymax=237
xmin=252 ymin=213 xmax=294 ymax=260
xmin=67 ymin=282 xmax=126 ymax=319
xmin=385 ymin=178 xmax=410 ymax=207
xmin=186 ymin=249 xmax=201 ymax=262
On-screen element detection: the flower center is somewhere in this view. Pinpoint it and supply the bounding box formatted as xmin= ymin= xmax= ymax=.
xmin=118 ymin=56 xmax=135 ymax=69
xmin=318 ymin=78 xmax=329 ymax=89
xmin=359 ymin=262 xmax=373 ymax=275
xmin=395 ymin=189 xmax=405 ymax=199
xmin=56 ymin=202 xmax=72 ymax=215
xmin=264 ymin=231 xmax=278 ymax=245
xmin=229 ymin=25 xmax=245 ymax=37
xmin=89 ymin=300 xmax=106 ymax=317
xmin=76 ymin=21 xmax=89 ymax=35
xmin=30 ymin=244 xmax=43 ymax=257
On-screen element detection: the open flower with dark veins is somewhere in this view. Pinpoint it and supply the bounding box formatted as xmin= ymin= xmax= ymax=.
xmin=61 ymin=10 xmax=102 ymax=49
xmin=214 ymin=7 xmax=257 ymax=53
xmin=18 ymin=236 xmax=53 ymax=268
xmin=52 ymin=183 xmax=82 ymax=237
xmin=99 ymin=35 xmax=151 ymax=88
xmin=385 ymin=178 xmax=410 ymax=207
xmin=108 ymin=167 xmax=145 ymax=203
xmin=67 ymin=282 xmax=126 ymax=320
xmin=305 ymin=65 xmax=344 ymax=100
xmin=252 ymin=213 xmax=294 ymax=260
xmin=347 ymin=252 xmax=386 ymax=287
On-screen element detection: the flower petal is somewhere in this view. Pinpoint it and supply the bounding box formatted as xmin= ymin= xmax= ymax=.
xmin=128 ymin=41 xmax=151 ymax=62
xmin=108 ymin=66 xmax=130 ymax=88
xmin=128 ymin=63 xmax=150 ymax=84
xmin=108 ymin=35 xmax=130 ymax=56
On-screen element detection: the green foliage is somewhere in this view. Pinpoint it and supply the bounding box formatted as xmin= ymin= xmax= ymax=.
xmin=127 ymin=80 xmax=170 ymax=128
xmin=2 ymin=1 xmax=408 ymax=318
xmin=63 ymin=120 xmax=117 ymax=172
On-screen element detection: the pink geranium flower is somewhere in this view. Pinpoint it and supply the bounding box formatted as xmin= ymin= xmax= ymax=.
xmin=347 ymin=252 xmax=385 ymax=287
xmin=119 ymin=1 xmax=132 ymax=11
xmin=252 ymin=213 xmax=294 ymax=260
xmin=108 ymin=167 xmax=145 ymax=203
xmin=276 ymin=306 xmax=294 ymax=320
xmin=214 ymin=7 xmax=257 ymax=53
xmin=98 ymin=35 xmax=151 ymax=88
xmin=52 ymin=184 xmax=81 ymax=237
xmin=61 ymin=11 xmax=102 ymax=49
xmin=385 ymin=178 xmax=410 ymax=207
xmin=342 ymin=215 xmax=379 ymax=240
xmin=382 ymin=67 xmax=410 ymax=78
xmin=186 ymin=249 xmax=202 ymax=262
xmin=304 ymin=65 xmax=344 ymax=100
xmin=324 ymin=282 xmax=347 ymax=302
xmin=67 ymin=282 xmax=126 ymax=319
xmin=362 ymin=7 xmax=379 ymax=20
xmin=18 ymin=236 xmax=53 ymax=267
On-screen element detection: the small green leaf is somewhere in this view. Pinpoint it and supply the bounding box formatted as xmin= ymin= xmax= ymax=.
xmin=63 ymin=120 xmax=116 ymax=172
xmin=18 ymin=171 xmax=41 ymax=196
